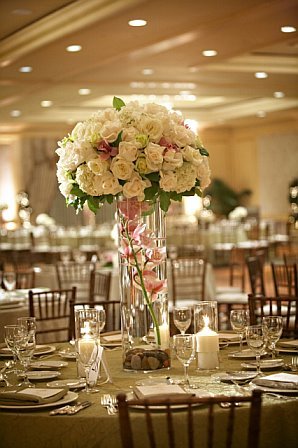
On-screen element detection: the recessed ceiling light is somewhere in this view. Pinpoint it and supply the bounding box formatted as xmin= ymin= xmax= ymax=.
xmin=274 ymin=91 xmax=285 ymax=98
xmin=19 ymin=66 xmax=32 ymax=73
xmin=66 ymin=45 xmax=82 ymax=53
xmin=10 ymin=110 xmax=21 ymax=117
xmin=256 ymin=111 xmax=266 ymax=118
xmin=41 ymin=100 xmax=53 ymax=107
xmin=189 ymin=67 xmax=198 ymax=73
xmin=255 ymin=71 xmax=268 ymax=79
xmin=202 ymin=50 xmax=218 ymax=57
xmin=12 ymin=9 xmax=32 ymax=15
xmin=78 ymin=88 xmax=91 ymax=95
xmin=128 ymin=19 xmax=147 ymax=27
xmin=281 ymin=25 xmax=296 ymax=33
xmin=142 ymin=68 xmax=154 ymax=75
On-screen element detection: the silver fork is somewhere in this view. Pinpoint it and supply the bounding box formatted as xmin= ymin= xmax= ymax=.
xmin=101 ymin=394 xmax=118 ymax=415
xmin=291 ymin=356 xmax=298 ymax=372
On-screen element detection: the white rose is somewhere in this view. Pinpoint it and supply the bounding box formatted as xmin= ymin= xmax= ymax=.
xmin=144 ymin=142 xmax=164 ymax=172
xmin=144 ymin=103 xmax=168 ymax=116
xmin=140 ymin=116 xmax=163 ymax=142
xmin=110 ymin=156 xmax=134 ymax=180
xmin=160 ymin=171 xmax=177 ymax=192
xmin=122 ymin=126 xmax=139 ymax=143
xmin=118 ymin=141 xmax=138 ymax=162
xmin=163 ymin=149 xmax=183 ymax=170
xmin=87 ymin=158 xmax=110 ymax=175
xmin=59 ymin=181 xmax=73 ymax=198
xmin=100 ymin=120 xmax=122 ymax=142
xmin=182 ymin=146 xmax=204 ymax=166
xmin=56 ymin=140 xmax=96 ymax=171
xmin=169 ymin=125 xmax=194 ymax=147
xmin=76 ymin=164 xmax=101 ymax=196
xmin=123 ymin=173 xmax=151 ymax=201
xmin=100 ymin=172 xmax=122 ymax=196
xmin=197 ymin=158 xmax=211 ymax=189
xmin=71 ymin=119 xmax=101 ymax=144
xmin=176 ymin=162 xmax=197 ymax=193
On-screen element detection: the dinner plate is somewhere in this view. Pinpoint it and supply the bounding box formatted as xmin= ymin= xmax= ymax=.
xmin=0 ymin=345 xmax=56 ymax=358
xmin=58 ymin=349 xmax=77 ymax=360
xmin=241 ymin=359 xmax=284 ymax=370
xmin=213 ymin=371 xmax=258 ymax=383
xmin=47 ymin=379 xmax=86 ymax=390
xmin=0 ymin=391 xmax=78 ymax=410
xmin=228 ymin=349 xmax=267 ymax=359
xmin=20 ymin=371 xmax=61 ymax=380
xmin=252 ymin=385 xmax=298 ymax=394
xmin=30 ymin=360 xmax=68 ymax=370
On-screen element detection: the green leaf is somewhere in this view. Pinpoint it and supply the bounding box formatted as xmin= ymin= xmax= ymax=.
xmin=145 ymin=172 xmax=160 ymax=182
xmin=144 ymin=183 xmax=159 ymax=200
xmin=159 ymin=190 xmax=171 ymax=212
xmin=106 ymin=194 xmax=114 ymax=204
xmin=170 ymin=191 xmax=183 ymax=202
xmin=70 ymin=184 xmax=87 ymax=198
xmin=87 ymin=197 xmax=100 ymax=214
xmin=199 ymin=146 xmax=209 ymax=157
xmin=110 ymin=130 xmax=123 ymax=147
xmin=113 ymin=96 xmax=125 ymax=111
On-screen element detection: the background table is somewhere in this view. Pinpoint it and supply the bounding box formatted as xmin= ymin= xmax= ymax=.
xmin=0 ymin=342 xmax=297 ymax=448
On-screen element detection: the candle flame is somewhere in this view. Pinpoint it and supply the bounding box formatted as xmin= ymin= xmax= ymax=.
xmin=203 ymin=315 xmax=210 ymax=328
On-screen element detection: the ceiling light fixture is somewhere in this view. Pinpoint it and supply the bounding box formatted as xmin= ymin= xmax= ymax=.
xmin=10 ymin=110 xmax=21 ymax=117
xmin=66 ymin=45 xmax=82 ymax=53
xmin=128 ymin=19 xmax=147 ymax=27
xmin=273 ymin=91 xmax=285 ymax=98
xmin=142 ymin=68 xmax=154 ymax=75
xmin=41 ymin=100 xmax=53 ymax=107
xmin=202 ymin=50 xmax=217 ymax=57
xmin=78 ymin=88 xmax=91 ymax=95
xmin=255 ymin=71 xmax=268 ymax=79
xmin=281 ymin=25 xmax=296 ymax=33
xmin=19 ymin=66 xmax=32 ymax=73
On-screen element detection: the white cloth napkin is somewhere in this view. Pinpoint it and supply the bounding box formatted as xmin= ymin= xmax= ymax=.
xmin=253 ymin=373 xmax=298 ymax=390
xmin=0 ymin=387 xmax=68 ymax=406
xmin=134 ymin=384 xmax=187 ymax=399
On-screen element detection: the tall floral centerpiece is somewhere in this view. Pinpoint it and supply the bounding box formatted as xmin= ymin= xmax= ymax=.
xmin=56 ymin=97 xmax=211 ymax=370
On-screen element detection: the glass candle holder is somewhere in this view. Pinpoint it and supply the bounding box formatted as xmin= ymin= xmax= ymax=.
xmin=194 ymin=301 xmax=219 ymax=370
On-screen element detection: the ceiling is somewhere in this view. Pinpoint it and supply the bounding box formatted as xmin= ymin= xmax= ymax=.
xmin=0 ymin=0 xmax=298 ymax=134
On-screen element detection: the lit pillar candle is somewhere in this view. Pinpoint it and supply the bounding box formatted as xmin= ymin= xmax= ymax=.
xmin=158 ymin=323 xmax=170 ymax=350
xmin=196 ymin=316 xmax=219 ymax=370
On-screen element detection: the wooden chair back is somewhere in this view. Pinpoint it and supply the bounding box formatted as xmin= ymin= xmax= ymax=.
xmin=55 ymin=261 xmax=95 ymax=302
xmin=246 ymin=256 xmax=266 ymax=296
xmin=69 ymin=299 xmax=121 ymax=339
xmin=248 ymin=294 xmax=298 ymax=338
xmin=117 ymin=390 xmax=262 ymax=448
xmin=29 ymin=287 xmax=76 ymax=343
xmin=170 ymin=257 xmax=206 ymax=306
xmin=271 ymin=262 xmax=298 ymax=296
xmin=89 ymin=270 xmax=112 ymax=302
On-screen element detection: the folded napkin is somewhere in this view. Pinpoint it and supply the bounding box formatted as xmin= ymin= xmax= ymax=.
xmin=253 ymin=373 xmax=298 ymax=390
xmin=0 ymin=387 xmax=68 ymax=406
xmin=134 ymin=384 xmax=188 ymax=400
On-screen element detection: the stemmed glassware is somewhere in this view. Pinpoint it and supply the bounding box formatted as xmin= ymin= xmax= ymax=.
xmin=173 ymin=307 xmax=191 ymax=335
xmin=3 ymin=272 xmax=16 ymax=291
xmin=75 ymin=337 xmax=99 ymax=393
xmin=173 ymin=334 xmax=196 ymax=387
xmin=14 ymin=317 xmax=37 ymax=387
xmin=230 ymin=309 xmax=250 ymax=352
xmin=4 ymin=325 xmax=22 ymax=374
xmin=246 ymin=324 xmax=266 ymax=376
xmin=262 ymin=316 xmax=283 ymax=358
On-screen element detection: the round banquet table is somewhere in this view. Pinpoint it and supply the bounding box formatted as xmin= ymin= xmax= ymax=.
xmin=0 ymin=342 xmax=297 ymax=448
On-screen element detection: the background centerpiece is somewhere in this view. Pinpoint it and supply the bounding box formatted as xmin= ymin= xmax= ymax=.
xmin=56 ymin=97 xmax=211 ymax=370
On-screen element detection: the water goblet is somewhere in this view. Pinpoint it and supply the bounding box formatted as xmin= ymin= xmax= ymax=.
xmin=4 ymin=325 xmax=23 ymax=374
xmin=173 ymin=334 xmax=196 ymax=387
xmin=14 ymin=325 xmax=36 ymax=387
xmin=75 ymin=337 xmax=99 ymax=393
xmin=3 ymin=271 xmax=16 ymax=291
xmin=173 ymin=307 xmax=191 ymax=335
xmin=262 ymin=316 xmax=283 ymax=358
xmin=230 ymin=309 xmax=250 ymax=352
xmin=246 ymin=325 xmax=266 ymax=376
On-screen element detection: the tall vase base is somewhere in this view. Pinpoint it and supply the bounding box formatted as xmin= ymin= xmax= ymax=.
xmin=123 ymin=347 xmax=171 ymax=371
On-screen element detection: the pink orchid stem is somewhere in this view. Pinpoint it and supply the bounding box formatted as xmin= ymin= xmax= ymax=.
xmin=122 ymin=217 xmax=161 ymax=347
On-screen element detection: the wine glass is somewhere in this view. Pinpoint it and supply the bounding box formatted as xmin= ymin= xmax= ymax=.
xmin=246 ymin=325 xmax=266 ymax=376
xmin=75 ymin=337 xmax=99 ymax=393
xmin=173 ymin=307 xmax=191 ymax=335
xmin=14 ymin=322 xmax=36 ymax=387
xmin=230 ymin=309 xmax=250 ymax=352
xmin=3 ymin=271 xmax=16 ymax=292
xmin=173 ymin=334 xmax=196 ymax=387
xmin=262 ymin=316 xmax=283 ymax=358
xmin=4 ymin=325 xmax=22 ymax=374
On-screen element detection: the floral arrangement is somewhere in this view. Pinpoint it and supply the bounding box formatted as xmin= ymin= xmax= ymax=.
xmin=56 ymin=97 xmax=211 ymax=213
xmin=228 ymin=206 xmax=248 ymax=221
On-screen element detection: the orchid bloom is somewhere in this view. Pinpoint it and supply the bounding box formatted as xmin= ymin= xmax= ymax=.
xmin=97 ymin=139 xmax=118 ymax=160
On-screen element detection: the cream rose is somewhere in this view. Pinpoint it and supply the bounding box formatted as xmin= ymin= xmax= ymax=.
xmin=56 ymin=140 xmax=96 ymax=171
xmin=140 ymin=116 xmax=163 ymax=142
xmin=160 ymin=171 xmax=177 ymax=192
xmin=100 ymin=120 xmax=122 ymax=142
xmin=135 ymin=155 xmax=150 ymax=174
xmin=144 ymin=142 xmax=164 ymax=172
xmin=87 ymin=158 xmax=110 ymax=175
xmin=100 ymin=172 xmax=122 ymax=196
xmin=176 ymin=162 xmax=197 ymax=193
xmin=76 ymin=165 xmax=102 ymax=196
xmin=122 ymin=173 xmax=151 ymax=201
xmin=118 ymin=141 xmax=138 ymax=162
xmin=162 ymin=149 xmax=183 ymax=170
xmin=110 ymin=156 xmax=134 ymax=180
xmin=182 ymin=146 xmax=204 ymax=166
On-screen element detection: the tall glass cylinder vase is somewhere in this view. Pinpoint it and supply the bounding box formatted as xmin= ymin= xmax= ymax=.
xmin=116 ymin=197 xmax=170 ymax=371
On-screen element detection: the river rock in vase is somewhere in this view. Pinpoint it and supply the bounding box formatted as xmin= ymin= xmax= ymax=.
xmin=117 ymin=197 xmax=171 ymax=371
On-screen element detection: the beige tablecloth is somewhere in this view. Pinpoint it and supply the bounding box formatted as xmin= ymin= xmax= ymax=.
xmin=0 ymin=344 xmax=297 ymax=448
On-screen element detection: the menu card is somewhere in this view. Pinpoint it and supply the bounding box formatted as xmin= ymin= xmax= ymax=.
xmin=134 ymin=384 xmax=187 ymax=399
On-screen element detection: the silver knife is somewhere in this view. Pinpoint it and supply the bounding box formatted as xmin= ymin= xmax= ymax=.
xmin=49 ymin=401 xmax=91 ymax=415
